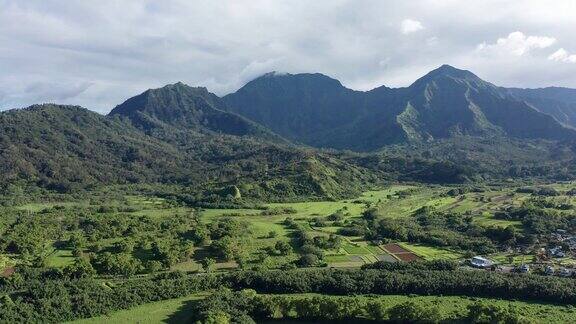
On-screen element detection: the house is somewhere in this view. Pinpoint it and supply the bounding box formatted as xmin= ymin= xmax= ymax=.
xmin=544 ymin=265 xmax=555 ymax=275
xmin=519 ymin=264 xmax=530 ymax=273
xmin=549 ymin=246 xmax=566 ymax=258
xmin=559 ymin=268 xmax=572 ymax=277
xmin=470 ymin=256 xmax=494 ymax=268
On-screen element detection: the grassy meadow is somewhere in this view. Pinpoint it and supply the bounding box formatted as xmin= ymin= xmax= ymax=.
xmin=11 ymin=183 xmax=575 ymax=271
xmin=69 ymin=293 xmax=576 ymax=324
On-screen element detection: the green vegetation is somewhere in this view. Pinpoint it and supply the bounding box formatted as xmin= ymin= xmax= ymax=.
xmin=3 ymin=183 xmax=576 ymax=276
xmin=80 ymin=291 xmax=576 ymax=324
xmin=3 ymin=65 xmax=576 ymax=323
xmin=2 ymin=182 xmax=576 ymax=323
xmin=71 ymin=294 xmax=205 ymax=324
xmin=398 ymin=242 xmax=462 ymax=260
xmin=191 ymin=290 xmax=576 ymax=324
xmin=5 ymin=264 xmax=576 ymax=323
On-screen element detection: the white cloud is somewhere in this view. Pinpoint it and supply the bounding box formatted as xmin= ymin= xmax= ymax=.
xmin=477 ymin=31 xmax=556 ymax=56
xmin=1 ymin=1 xmax=576 ymax=111
xmin=426 ymin=36 xmax=439 ymax=46
xmin=400 ymin=19 xmax=424 ymax=34
xmin=548 ymin=48 xmax=576 ymax=63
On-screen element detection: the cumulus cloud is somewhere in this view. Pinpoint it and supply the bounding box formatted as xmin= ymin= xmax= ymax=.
xmin=477 ymin=31 xmax=556 ymax=56
xmin=0 ymin=1 xmax=575 ymax=112
xmin=400 ymin=19 xmax=424 ymax=34
xmin=548 ymin=48 xmax=576 ymax=63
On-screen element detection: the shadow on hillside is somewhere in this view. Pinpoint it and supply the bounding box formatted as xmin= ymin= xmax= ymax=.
xmin=164 ymin=299 xmax=200 ymax=323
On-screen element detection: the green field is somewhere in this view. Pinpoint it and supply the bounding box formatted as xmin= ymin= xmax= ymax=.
xmin=45 ymin=248 xmax=75 ymax=267
xmin=70 ymin=293 xmax=576 ymax=324
xmin=194 ymin=184 xmax=543 ymax=268
xmin=70 ymin=294 xmax=205 ymax=324
xmin=398 ymin=242 xmax=462 ymax=260
xmin=5 ymin=183 xmax=574 ymax=276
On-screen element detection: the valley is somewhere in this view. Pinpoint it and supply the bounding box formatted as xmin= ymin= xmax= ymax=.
xmin=3 ymin=181 xmax=576 ymax=322
xmin=4 ymin=2 xmax=576 ymax=323
xmin=4 ymin=182 xmax=576 ymax=273
xmin=2 ymin=66 xmax=576 ymax=323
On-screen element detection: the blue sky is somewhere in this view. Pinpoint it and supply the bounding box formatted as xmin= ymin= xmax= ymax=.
xmin=1 ymin=0 xmax=576 ymax=113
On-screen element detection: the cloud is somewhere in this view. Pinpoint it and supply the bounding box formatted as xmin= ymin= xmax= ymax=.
xmin=477 ymin=31 xmax=556 ymax=56
xmin=548 ymin=48 xmax=576 ymax=63
xmin=25 ymin=81 xmax=93 ymax=102
xmin=0 ymin=1 xmax=576 ymax=112
xmin=400 ymin=19 xmax=424 ymax=34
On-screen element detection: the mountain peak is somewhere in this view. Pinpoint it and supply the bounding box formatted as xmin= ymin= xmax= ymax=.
xmin=409 ymin=65 xmax=486 ymax=90
xmin=155 ymin=82 xmax=208 ymax=94
xmin=246 ymin=71 xmax=344 ymax=90
xmin=108 ymin=81 xmax=280 ymax=140
xmin=425 ymin=64 xmax=479 ymax=80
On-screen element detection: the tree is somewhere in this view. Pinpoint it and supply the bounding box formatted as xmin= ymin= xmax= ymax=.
xmin=467 ymin=302 xmax=534 ymax=324
xmin=298 ymin=254 xmax=319 ymax=267
xmin=365 ymin=300 xmax=388 ymax=321
xmin=209 ymin=236 xmax=238 ymax=261
xmin=202 ymin=257 xmax=216 ymax=273
xmin=67 ymin=232 xmax=86 ymax=249
xmin=144 ymin=260 xmax=163 ymax=273
xmin=64 ymin=258 xmax=96 ymax=279
xmin=388 ymin=301 xmax=441 ymax=323
xmin=92 ymin=252 xmax=141 ymax=277
xmin=115 ymin=240 xmax=135 ymax=253
xmin=203 ymin=310 xmax=231 ymax=324
xmin=275 ymin=241 xmax=292 ymax=255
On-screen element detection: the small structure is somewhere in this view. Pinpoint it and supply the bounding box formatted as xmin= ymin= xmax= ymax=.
xmin=549 ymin=246 xmax=566 ymax=258
xmin=519 ymin=264 xmax=530 ymax=273
xmin=544 ymin=265 xmax=555 ymax=275
xmin=470 ymin=256 xmax=494 ymax=268
xmin=559 ymin=268 xmax=572 ymax=277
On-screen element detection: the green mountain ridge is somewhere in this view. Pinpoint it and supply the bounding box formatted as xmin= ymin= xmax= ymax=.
xmin=2 ymin=65 xmax=576 ymax=198
xmin=0 ymin=103 xmax=381 ymax=200
xmin=224 ymin=65 xmax=576 ymax=151
xmin=506 ymin=87 xmax=576 ymax=128
xmin=109 ymin=82 xmax=284 ymax=143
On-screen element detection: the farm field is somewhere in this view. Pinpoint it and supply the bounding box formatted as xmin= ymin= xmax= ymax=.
xmin=398 ymin=242 xmax=462 ymax=260
xmin=193 ymin=183 xmax=553 ymax=268
xmin=3 ymin=181 xmax=576 ymax=323
xmin=70 ymin=294 xmax=205 ymax=324
xmin=70 ymin=293 xmax=576 ymax=324
xmin=4 ymin=182 xmax=575 ymax=275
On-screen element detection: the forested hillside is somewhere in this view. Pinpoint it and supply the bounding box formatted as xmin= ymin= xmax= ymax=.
xmin=224 ymin=65 xmax=576 ymax=151
xmin=506 ymin=87 xmax=576 ymax=128
xmin=2 ymin=65 xmax=576 ymax=200
xmin=0 ymin=104 xmax=381 ymax=200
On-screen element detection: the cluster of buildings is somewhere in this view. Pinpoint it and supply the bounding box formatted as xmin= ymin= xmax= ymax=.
xmin=544 ymin=265 xmax=573 ymax=277
xmin=551 ymin=229 xmax=576 ymax=252
xmin=468 ymin=254 xmax=574 ymax=277
xmin=466 ymin=230 xmax=576 ymax=277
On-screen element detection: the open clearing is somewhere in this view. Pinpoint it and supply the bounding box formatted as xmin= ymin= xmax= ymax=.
xmin=13 ymin=183 xmax=567 ymax=273
xmin=70 ymin=294 xmax=205 ymax=324
xmin=70 ymin=293 xmax=576 ymax=324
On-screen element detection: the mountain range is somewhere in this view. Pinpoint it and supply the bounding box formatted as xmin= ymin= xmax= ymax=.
xmin=224 ymin=65 xmax=576 ymax=151
xmin=2 ymin=65 xmax=576 ymax=199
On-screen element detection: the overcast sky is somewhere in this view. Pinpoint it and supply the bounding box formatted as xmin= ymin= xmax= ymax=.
xmin=1 ymin=0 xmax=576 ymax=113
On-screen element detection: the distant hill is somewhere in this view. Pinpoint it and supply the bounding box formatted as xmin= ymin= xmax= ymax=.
xmin=0 ymin=103 xmax=381 ymax=200
xmin=0 ymin=104 xmax=186 ymax=190
xmin=506 ymin=87 xmax=576 ymax=128
xmin=224 ymin=65 xmax=576 ymax=151
xmin=2 ymin=66 xmax=576 ymax=198
xmin=109 ymin=82 xmax=283 ymax=143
